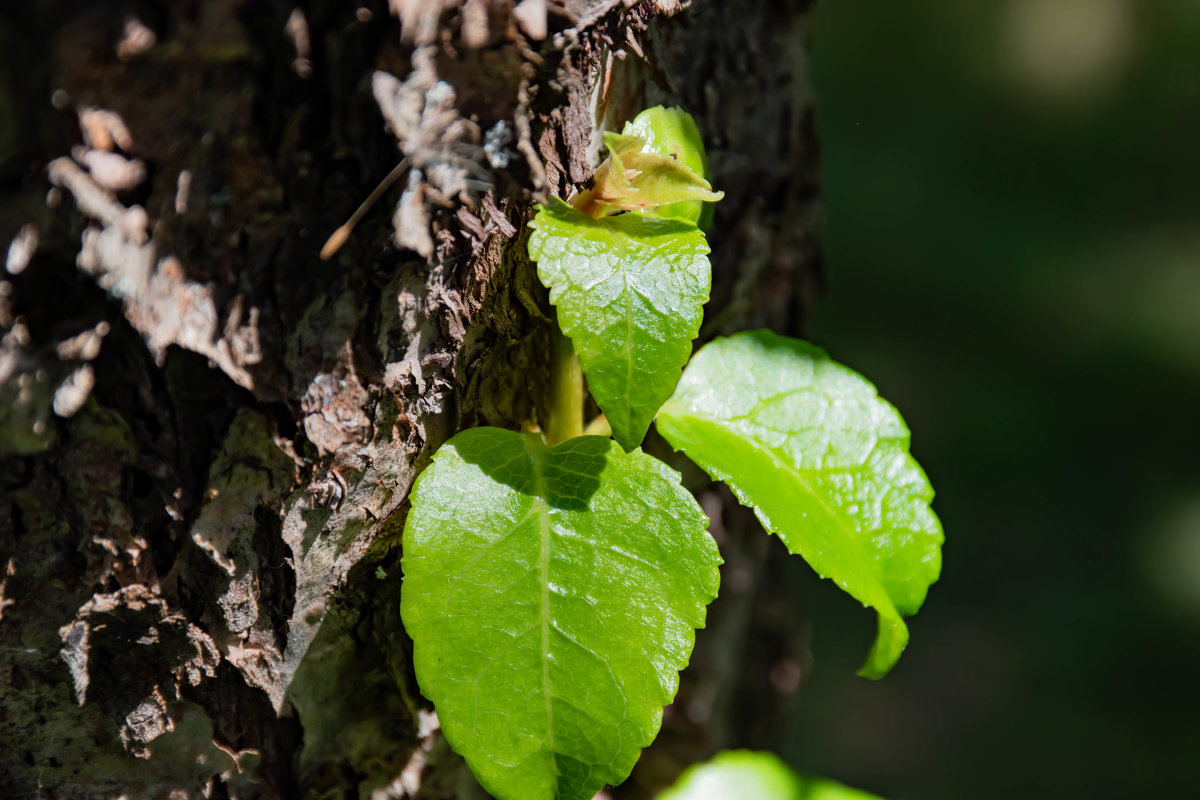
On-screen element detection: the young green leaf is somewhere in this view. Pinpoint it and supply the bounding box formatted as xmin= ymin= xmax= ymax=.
xmin=401 ymin=428 xmax=721 ymax=800
xmin=659 ymin=751 xmax=885 ymax=800
xmin=585 ymin=131 xmax=723 ymax=217
xmin=621 ymin=106 xmax=715 ymax=227
xmin=656 ymin=331 xmax=943 ymax=678
xmin=529 ymin=199 xmax=711 ymax=451
xmin=572 ymin=107 xmax=722 ymax=222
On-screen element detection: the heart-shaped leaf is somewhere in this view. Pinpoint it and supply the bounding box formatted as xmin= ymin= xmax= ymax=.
xmin=657 ymin=331 xmax=942 ymax=678
xmin=529 ymin=200 xmax=711 ymax=451
xmin=401 ymin=428 xmax=721 ymax=800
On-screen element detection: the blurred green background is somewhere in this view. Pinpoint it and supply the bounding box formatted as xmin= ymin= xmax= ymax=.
xmin=782 ymin=1 xmax=1200 ymax=798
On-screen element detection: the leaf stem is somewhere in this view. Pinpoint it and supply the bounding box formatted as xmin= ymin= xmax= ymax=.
xmin=545 ymin=326 xmax=583 ymax=445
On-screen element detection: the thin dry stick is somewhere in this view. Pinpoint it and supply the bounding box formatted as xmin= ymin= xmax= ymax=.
xmin=320 ymin=156 xmax=411 ymax=260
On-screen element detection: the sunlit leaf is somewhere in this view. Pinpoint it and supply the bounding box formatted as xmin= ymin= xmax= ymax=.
xmin=401 ymin=428 xmax=721 ymax=800
xmin=657 ymin=330 xmax=943 ymax=678
xmin=529 ymin=200 xmax=711 ymax=451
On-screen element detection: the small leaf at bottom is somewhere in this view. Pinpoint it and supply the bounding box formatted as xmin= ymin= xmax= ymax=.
xmin=659 ymin=751 xmax=885 ymax=800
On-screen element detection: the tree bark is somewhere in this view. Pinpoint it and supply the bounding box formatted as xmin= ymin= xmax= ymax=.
xmin=0 ymin=1 xmax=821 ymax=797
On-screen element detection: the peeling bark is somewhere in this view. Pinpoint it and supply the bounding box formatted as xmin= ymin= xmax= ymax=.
xmin=0 ymin=1 xmax=821 ymax=797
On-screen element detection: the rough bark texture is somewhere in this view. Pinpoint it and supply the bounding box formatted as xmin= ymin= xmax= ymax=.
xmin=0 ymin=1 xmax=821 ymax=797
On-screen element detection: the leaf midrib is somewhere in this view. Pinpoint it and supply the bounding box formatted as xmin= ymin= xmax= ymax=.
xmin=529 ymin=448 xmax=559 ymax=796
xmin=622 ymin=258 xmax=634 ymax=434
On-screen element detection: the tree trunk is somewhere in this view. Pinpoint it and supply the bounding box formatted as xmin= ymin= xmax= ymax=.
xmin=0 ymin=1 xmax=821 ymax=796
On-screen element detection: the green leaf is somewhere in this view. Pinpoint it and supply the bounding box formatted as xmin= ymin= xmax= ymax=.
xmin=656 ymin=331 xmax=942 ymax=678
xmin=621 ymin=106 xmax=715 ymax=227
xmin=659 ymin=751 xmax=885 ymax=800
xmin=529 ymin=200 xmax=711 ymax=451
xmin=401 ymin=428 xmax=722 ymax=800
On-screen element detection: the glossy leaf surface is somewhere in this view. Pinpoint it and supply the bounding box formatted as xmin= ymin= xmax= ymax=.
xmin=657 ymin=330 xmax=942 ymax=678
xmin=659 ymin=751 xmax=885 ymax=800
xmin=529 ymin=200 xmax=711 ymax=451
xmin=401 ymin=428 xmax=721 ymax=800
